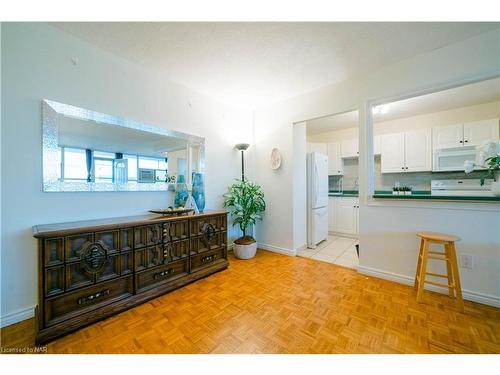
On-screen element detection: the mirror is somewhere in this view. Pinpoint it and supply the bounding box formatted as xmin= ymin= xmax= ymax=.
xmin=42 ymin=100 xmax=205 ymax=192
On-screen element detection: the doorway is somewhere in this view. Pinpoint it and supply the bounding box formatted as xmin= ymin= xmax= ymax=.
xmin=299 ymin=110 xmax=360 ymax=269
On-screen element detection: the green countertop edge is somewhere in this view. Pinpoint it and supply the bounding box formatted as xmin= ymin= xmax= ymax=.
xmin=372 ymin=191 xmax=500 ymax=202
xmin=328 ymin=190 xmax=359 ymax=197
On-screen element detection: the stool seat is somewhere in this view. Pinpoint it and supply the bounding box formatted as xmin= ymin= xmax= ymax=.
xmin=414 ymin=232 xmax=464 ymax=313
xmin=417 ymin=232 xmax=460 ymax=242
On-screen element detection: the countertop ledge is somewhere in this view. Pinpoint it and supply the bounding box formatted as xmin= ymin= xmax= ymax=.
xmin=372 ymin=193 xmax=500 ymax=202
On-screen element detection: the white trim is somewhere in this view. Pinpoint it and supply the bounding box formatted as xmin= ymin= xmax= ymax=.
xmin=358 ymin=265 xmax=500 ymax=308
xmin=366 ymin=197 xmax=500 ymax=212
xmin=0 ymin=306 xmax=35 ymax=328
xmin=257 ymin=243 xmax=296 ymax=257
xmin=294 ymin=244 xmax=307 ymax=253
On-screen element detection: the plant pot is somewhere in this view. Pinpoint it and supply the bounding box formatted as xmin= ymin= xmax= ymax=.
xmin=233 ymin=236 xmax=257 ymax=259
xmin=491 ymin=181 xmax=500 ymax=196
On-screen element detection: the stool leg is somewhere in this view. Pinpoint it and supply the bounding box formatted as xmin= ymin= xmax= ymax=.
xmin=416 ymin=239 xmax=429 ymax=303
xmin=414 ymin=239 xmax=424 ymax=289
xmin=444 ymin=242 xmax=455 ymax=298
xmin=448 ymin=242 xmax=464 ymax=313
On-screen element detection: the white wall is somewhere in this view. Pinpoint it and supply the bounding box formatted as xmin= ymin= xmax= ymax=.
xmin=0 ymin=23 xmax=252 ymax=326
xmin=254 ymin=28 xmax=500 ymax=306
xmin=292 ymin=122 xmax=306 ymax=252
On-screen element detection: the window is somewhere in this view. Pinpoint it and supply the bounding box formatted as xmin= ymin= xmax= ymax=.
xmin=138 ymin=156 xmax=168 ymax=181
xmin=138 ymin=156 xmax=167 ymax=170
xmin=62 ymin=147 xmax=87 ymax=180
xmin=124 ymin=154 xmax=138 ymax=181
xmin=94 ymin=158 xmax=113 ymax=182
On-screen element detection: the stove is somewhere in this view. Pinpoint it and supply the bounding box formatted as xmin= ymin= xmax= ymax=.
xmin=431 ymin=179 xmax=494 ymax=197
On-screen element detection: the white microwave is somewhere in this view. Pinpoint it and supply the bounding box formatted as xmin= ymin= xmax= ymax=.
xmin=432 ymin=147 xmax=479 ymax=172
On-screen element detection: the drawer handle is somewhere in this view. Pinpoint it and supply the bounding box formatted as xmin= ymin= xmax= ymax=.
xmin=154 ymin=268 xmax=175 ymax=279
xmin=201 ymin=254 xmax=217 ymax=263
xmin=77 ymin=289 xmax=110 ymax=305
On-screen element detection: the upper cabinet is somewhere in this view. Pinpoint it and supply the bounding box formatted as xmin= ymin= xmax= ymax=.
xmin=432 ymin=124 xmax=463 ymax=149
xmin=432 ymin=119 xmax=499 ymax=150
xmin=307 ymin=142 xmax=328 ymax=155
xmin=381 ymin=128 xmax=431 ymax=173
xmin=341 ymin=139 xmax=359 ymax=158
xmin=463 ymin=119 xmax=499 ymax=147
xmin=404 ymin=129 xmax=432 ymax=172
xmin=327 ymin=142 xmax=343 ymax=176
xmin=374 ymin=135 xmax=381 ymax=155
xmin=380 ymin=133 xmax=405 ymax=173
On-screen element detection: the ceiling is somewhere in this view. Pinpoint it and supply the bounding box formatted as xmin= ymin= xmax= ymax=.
xmin=59 ymin=116 xmax=188 ymax=157
xmin=306 ymin=77 xmax=500 ymax=136
xmin=51 ymin=22 xmax=499 ymax=109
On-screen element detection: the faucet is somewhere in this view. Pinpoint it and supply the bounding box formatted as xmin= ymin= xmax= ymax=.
xmin=337 ymin=177 xmax=343 ymax=194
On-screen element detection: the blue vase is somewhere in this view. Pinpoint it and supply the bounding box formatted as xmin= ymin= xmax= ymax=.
xmin=192 ymin=173 xmax=205 ymax=212
xmin=174 ymin=182 xmax=188 ymax=208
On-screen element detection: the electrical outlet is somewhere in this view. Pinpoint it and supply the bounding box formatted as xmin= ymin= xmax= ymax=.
xmin=460 ymin=254 xmax=474 ymax=269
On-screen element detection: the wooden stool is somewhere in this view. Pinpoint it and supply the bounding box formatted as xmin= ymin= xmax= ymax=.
xmin=415 ymin=232 xmax=464 ymax=312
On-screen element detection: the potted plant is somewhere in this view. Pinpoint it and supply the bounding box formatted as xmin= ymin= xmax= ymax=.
xmin=402 ymin=186 xmax=412 ymax=195
xmin=464 ymin=140 xmax=500 ymax=196
xmin=223 ymin=179 xmax=266 ymax=259
xmin=392 ymin=187 xmax=400 ymax=195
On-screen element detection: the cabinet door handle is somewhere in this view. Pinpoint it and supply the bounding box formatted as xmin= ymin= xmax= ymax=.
xmin=77 ymin=289 xmax=110 ymax=305
xmin=154 ymin=268 xmax=175 ymax=279
xmin=459 ymin=140 xmax=463 ymax=144
xmin=464 ymin=140 xmax=469 ymax=143
xmin=201 ymin=254 xmax=217 ymax=263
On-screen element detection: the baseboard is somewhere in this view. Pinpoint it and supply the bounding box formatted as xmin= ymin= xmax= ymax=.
xmin=257 ymin=243 xmax=295 ymax=257
xmin=0 ymin=306 xmax=35 ymax=328
xmin=295 ymin=244 xmax=307 ymax=253
xmin=357 ymin=265 xmax=500 ymax=308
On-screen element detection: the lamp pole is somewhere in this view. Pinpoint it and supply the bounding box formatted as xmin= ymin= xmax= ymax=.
xmin=235 ymin=143 xmax=250 ymax=182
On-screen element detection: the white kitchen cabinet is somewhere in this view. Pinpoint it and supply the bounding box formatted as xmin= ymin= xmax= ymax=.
xmin=328 ymin=197 xmax=336 ymax=232
xmin=374 ymin=135 xmax=381 ymax=155
xmin=341 ymin=139 xmax=359 ymax=158
xmin=381 ymin=133 xmax=405 ymax=173
xmin=307 ymin=142 xmax=328 ymax=155
xmin=331 ymin=197 xmax=359 ymax=236
xmin=432 ymin=124 xmax=463 ymax=149
xmin=381 ymin=129 xmax=431 ymax=173
xmin=327 ymin=142 xmax=343 ymax=175
xmin=404 ymin=129 xmax=432 ymax=172
xmin=433 ymin=119 xmax=499 ymax=149
xmin=463 ymin=119 xmax=499 ymax=147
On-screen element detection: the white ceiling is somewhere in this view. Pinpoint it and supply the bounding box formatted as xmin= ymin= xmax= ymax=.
xmin=306 ymin=77 xmax=500 ymax=136
xmin=50 ymin=22 xmax=499 ymax=109
xmin=59 ymin=116 xmax=188 ymax=157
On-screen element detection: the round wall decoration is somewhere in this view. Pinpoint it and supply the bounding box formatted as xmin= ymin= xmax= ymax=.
xmin=270 ymin=148 xmax=282 ymax=170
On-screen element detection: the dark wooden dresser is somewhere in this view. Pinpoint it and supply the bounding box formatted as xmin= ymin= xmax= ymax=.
xmin=32 ymin=210 xmax=228 ymax=344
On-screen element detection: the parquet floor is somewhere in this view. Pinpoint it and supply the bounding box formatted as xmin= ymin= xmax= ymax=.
xmin=1 ymin=250 xmax=499 ymax=354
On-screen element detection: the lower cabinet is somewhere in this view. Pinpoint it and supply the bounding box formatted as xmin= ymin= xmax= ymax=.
xmin=329 ymin=197 xmax=359 ymax=236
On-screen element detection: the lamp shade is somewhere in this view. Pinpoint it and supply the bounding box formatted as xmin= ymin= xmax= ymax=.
xmin=234 ymin=143 xmax=250 ymax=151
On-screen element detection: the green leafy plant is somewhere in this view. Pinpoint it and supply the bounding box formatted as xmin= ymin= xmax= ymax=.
xmin=223 ymin=179 xmax=266 ymax=238
xmin=464 ymin=141 xmax=500 ymax=185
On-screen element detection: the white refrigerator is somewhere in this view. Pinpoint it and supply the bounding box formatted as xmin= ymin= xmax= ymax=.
xmin=307 ymin=152 xmax=329 ymax=249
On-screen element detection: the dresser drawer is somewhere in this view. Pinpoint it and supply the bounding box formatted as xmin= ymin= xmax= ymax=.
xmin=44 ymin=276 xmax=133 ymax=327
xmin=135 ymin=259 xmax=188 ymax=293
xmin=190 ymin=247 xmax=226 ymax=273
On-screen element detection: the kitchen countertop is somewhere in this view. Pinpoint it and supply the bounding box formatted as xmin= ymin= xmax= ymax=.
xmin=372 ymin=191 xmax=500 ymax=202
xmin=328 ymin=190 xmax=359 ymax=197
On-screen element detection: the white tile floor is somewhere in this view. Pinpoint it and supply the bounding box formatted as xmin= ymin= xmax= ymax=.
xmin=298 ymin=235 xmax=359 ymax=269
